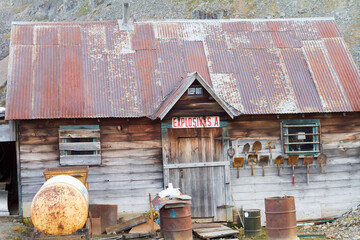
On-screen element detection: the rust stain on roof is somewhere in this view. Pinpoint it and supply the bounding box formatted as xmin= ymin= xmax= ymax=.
xmin=5 ymin=18 xmax=360 ymax=120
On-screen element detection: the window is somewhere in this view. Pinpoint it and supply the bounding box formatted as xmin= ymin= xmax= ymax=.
xmin=59 ymin=125 xmax=101 ymax=166
xmin=187 ymin=85 xmax=203 ymax=96
xmin=281 ymin=120 xmax=320 ymax=155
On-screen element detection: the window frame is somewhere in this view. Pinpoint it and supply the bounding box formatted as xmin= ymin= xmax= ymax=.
xmin=59 ymin=125 xmax=101 ymax=166
xmin=281 ymin=119 xmax=321 ymax=155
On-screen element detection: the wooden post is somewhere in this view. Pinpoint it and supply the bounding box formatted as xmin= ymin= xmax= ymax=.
xmin=149 ymin=193 xmax=154 ymax=231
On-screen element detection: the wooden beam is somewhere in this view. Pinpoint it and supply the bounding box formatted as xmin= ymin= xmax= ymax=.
xmin=163 ymin=161 xmax=230 ymax=169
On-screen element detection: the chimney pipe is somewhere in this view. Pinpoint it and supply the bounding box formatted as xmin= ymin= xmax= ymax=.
xmin=123 ymin=3 xmax=130 ymax=26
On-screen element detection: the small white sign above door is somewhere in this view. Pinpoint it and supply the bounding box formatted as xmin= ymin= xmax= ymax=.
xmin=172 ymin=116 xmax=220 ymax=128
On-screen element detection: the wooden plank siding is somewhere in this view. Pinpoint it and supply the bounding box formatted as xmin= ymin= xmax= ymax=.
xmin=17 ymin=112 xmax=360 ymax=221
xmin=228 ymin=112 xmax=360 ymax=223
xmin=18 ymin=118 xmax=163 ymax=217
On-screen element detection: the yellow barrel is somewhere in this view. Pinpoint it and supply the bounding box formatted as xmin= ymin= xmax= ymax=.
xmin=31 ymin=175 xmax=89 ymax=235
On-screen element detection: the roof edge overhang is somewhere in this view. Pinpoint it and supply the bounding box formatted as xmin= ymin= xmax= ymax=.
xmin=152 ymin=71 xmax=239 ymax=120
xmin=10 ymin=17 xmax=336 ymax=26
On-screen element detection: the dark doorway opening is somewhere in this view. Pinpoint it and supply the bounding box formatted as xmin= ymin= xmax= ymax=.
xmin=0 ymin=142 xmax=18 ymax=215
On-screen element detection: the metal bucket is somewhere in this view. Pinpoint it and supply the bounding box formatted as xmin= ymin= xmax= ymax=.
xmin=244 ymin=209 xmax=261 ymax=237
xmin=31 ymin=175 xmax=89 ymax=235
xmin=265 ymin=196 xmax=297 ymax=240
xmin=160 ymin=202 xmax=193 ymax=240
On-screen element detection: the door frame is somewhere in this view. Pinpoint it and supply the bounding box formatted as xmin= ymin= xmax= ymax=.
xmin=161 ymin=120 xmax=232 ymax=222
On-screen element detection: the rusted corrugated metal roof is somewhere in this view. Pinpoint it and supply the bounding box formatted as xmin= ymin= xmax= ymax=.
xmin=5 ymin=18 xmax=360 ymax=120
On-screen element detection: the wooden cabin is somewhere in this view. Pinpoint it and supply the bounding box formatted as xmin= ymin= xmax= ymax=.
xmin=5 ymin=17 xmax=360 ymax=222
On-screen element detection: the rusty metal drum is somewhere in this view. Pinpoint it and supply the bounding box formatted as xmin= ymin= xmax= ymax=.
xmin=265 ymin=196 xmax=297 ymax=240
xmin=31 ymin=175 xmax=89 ymax=235
xmin=244 ymin=209 xmax=261 ymax=237
xmin=160 ymin=202 xmax=193 ymax=240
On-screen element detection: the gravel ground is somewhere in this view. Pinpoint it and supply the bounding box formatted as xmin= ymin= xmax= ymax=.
xmin=0 ymin=216 xmax=33 ymax=240
xmin=1 ymin=205 xmax=360 ymax=240
xmin=298 ymin=204 xmax=360 ymax=240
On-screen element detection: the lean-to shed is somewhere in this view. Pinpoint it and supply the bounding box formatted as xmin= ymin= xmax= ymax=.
xmin=5 ymin=17 xmax=360 ymax=221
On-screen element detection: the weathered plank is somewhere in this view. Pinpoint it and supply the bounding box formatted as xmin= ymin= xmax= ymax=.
xmin=20 ymin=152 xmax=59 ymax=161
xmin=20 ymin=144 xmax=58 ymax=153
xmin=164 ymin=161 xmax=230 ymax=169
xmin=20 ymin=136 xmax=58 ymax=145
xmin=101 ymin=141 xmax=161 ymax=150
xmin=102 ymin=148 xmax=161 ymax=158
xmin=193 ymin=225 xmax=238 ymax=239
xmin=59 ymin=129 xmax=100 ymax=138
xmin=59 ymin=142 xmax=101 ymax=151
xmin=60 ymin=155 xmax=101 ymax=166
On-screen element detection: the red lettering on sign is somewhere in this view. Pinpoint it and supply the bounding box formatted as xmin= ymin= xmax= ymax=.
xmin=214 ymin=117 xmax=219 ymax=127
xmin=172 ymin=116 xmax=220 ymax=128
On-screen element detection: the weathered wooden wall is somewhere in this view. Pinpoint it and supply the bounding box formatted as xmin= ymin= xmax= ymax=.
xmin=19 ymin=118 xmax=163 ymax=217
xmin=17 ymin=112 xmax=360 ymax=221
xmin=228 ymin=113 xmax=360 ymax=223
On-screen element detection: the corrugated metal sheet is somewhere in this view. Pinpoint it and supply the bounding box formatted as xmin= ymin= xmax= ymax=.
xmin=5 ymin=18 xmax=360 ymax=120
xmin=302 ymin=41 xmax=350 ymax=112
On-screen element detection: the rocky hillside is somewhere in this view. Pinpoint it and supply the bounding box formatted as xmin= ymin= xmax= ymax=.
xmin=0 ymin=0 xmax=359 ymax=107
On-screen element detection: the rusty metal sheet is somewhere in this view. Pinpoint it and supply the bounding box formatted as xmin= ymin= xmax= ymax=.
xmin=279 ymin=48 xmax=323 ymax=113
xmin=32 ymin=45 xmax=60 ymax=118
xmin=155 ymin=22 xmax=184 ymax=39
xmin=11 ymin=24 xmax=33 ymax=45
xmin=6 ymin=45 xmax=33 ymax=119
xmin=323 ymin=38 xmax=360 ymax=110
xmin=35 ymin=26 xmax=59 ymax=45
xmin=59 ymin=45 xmax=84 ymax=118
xmin=134 ymin=50 xmax=159 ymax=116
xmin=156 ymin=39 xmax=186 ymax=96
xmin=271 ymin=31 xmax=302 ymax=48
xmin=267 ymin=20 xmax=293 ymax=32
xmin=292 ymin=21 xmax=321 ymax=40
xmin=314 ymin=20 xmax=342 ymax=38
xmin=132 ymin=23 xmax=156 ymax=50
xmin=225 ymin=31 xmax=273 ymax=49
xmin=183 ymin=41 xmax=211 ymax=85
xmin=222 ymin=21 xmax=252 ymax=32
xmin=251 ymin=49 xmax=296 ymax=113
xmin=89 ymin=204 xmax=117 ymax=233
xmin=5 ymin=19 xmax=360 ymax=120
xmin=59 ymin=26 xmax=81 ymax=45
xmin=231 ymin=50 xmax=269 ymax=114
xmin=302 ymin=41 xmax=351 ymax=112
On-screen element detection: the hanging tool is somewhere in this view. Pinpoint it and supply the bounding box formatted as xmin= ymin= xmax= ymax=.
xmin=234 ymin=157 xmax=244 ymax=179
xmin=317 ymin=153 xmax=327 ymax=174
xmin=259 ymin=155 xmax=269 ymax=176
xmin=265 ymin=140 xmax=276 ymax=164
xmin=242 ymin=143 xmax=250 ymax=156
xmin=288 ymin=155 xmax=299 ymax=186
xmin=274 ymin=155 xmax=284 ymax=176
xmin=242 ymin=143 xmax=250 ymax=164
xmin=252 ymin=141 xmax=262 ymax=160
xmin=247 ymin=154 xmax=257 ymax=176
xmin=227 ymin=141 xmax=235 ymax=158
xmin=303 ymin=155 xmax=314 ymax=185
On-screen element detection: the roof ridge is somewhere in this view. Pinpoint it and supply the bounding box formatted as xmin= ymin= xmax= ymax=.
xmin=11 ymin=17 xmax=336 ymax=26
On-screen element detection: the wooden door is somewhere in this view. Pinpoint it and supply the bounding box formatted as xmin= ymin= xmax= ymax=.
xmin=165 ymin=128 xmax=227 ymax=221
